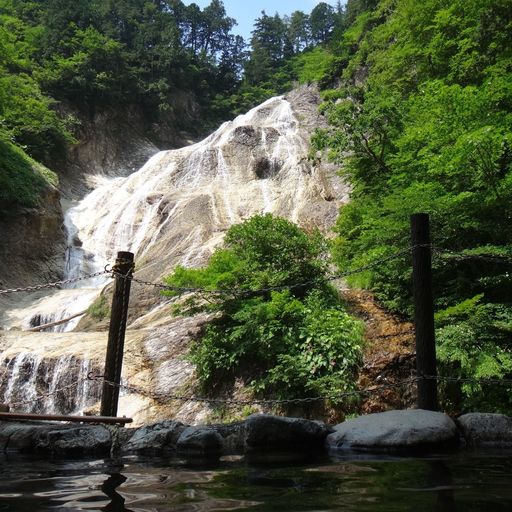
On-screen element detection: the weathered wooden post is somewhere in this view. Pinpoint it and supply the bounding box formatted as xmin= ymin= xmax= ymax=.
xmin=100 ymin=251 xmax=134 ymax=417
xmin=410 ymin=213 xmax=438 ymax=411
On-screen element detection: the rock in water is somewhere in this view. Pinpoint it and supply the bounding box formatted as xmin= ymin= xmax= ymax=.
xmin=457 ymin=413 xmax=512 ymax=447
xmin=326 ymin=409 xmax=459 ymax=452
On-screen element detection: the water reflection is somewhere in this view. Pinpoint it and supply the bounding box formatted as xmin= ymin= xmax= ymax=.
xmin=101 ymin=473 xmax=132 ymax=512
xmin=1 ymin=453 xmax=512 ymax=511
xmin=428 ymin=461 xmax=456 ymax=512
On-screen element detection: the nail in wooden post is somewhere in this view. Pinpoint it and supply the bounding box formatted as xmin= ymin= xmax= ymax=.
xmin=100 ymin=251 xmax=134 ymax=417
xmin=410 ymin=213 xmax=438 ymax=411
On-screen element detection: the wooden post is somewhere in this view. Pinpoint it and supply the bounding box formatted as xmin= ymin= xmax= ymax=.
xmin=100 ymin=251 xmax=134 ymax=417
xmin=410 ymin=213 xmax=438 ymax=411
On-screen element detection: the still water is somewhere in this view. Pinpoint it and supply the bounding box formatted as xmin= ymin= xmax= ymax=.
xmin=1 ymin=452 xmax=511 ymax=511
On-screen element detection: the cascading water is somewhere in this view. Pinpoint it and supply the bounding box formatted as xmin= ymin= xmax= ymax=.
xmin=0 ymin=351 xmax=101 ymax=414
xmin=0 ymin=90 xmax=349 ymax=419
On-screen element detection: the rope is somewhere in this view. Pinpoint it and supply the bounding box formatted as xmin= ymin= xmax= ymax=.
xmin=26 ymin=309 xmax=88 ymax=331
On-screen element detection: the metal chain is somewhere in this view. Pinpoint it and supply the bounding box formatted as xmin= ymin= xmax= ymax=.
xmin=432 ymin=246 xmax=512 ymax=264
xmin=8 ymin=377 xmax=90 ymax=409
xmin=94 ymin=375 xmax=420 ymax=406
xmin=11 ymin=244 xmax=502 ymax=299
xmin=116 ymin=245 xmax=417 ymax=297
xmin=92 ymin=373 xmax=512 ymax=407
xmin=421 ymin=374 xmax=512 ymax=385
xmin=0 ymin=268 xmax=112 ymax=295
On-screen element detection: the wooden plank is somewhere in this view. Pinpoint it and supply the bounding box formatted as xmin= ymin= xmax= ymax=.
xmin=26 ymin=310 xmax=87 ymax=331
xmin=0 ymin=412 xmax=132 ymax=424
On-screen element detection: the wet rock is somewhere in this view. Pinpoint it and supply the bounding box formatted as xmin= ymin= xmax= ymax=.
xmin=122 ymin=420 xmax=187 ymax=453
xmin=0 ymin=422 xmax=111 ymax=455
xmin=176 ymin=426 xmax=224 ymax=457
xmin=210 ymin=421 xmax=246 ymax=453
xmin=37 ymin=425 xmax=111 ymax=455
xmin=244 ymin=414 xmax=330 ymax=451
xmin=326 ymin=409 xmax=459 ymax=452
xmin=457 ymin=413 xmax=512 ymax=447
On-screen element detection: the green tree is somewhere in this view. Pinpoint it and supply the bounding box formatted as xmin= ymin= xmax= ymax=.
xmin=287 ymin=10 xmax=310 ymax=52
xmin=164 ymin=214 xmax=363 ymax=400
xmin=309 ymin=2 xmax=335 ymax=44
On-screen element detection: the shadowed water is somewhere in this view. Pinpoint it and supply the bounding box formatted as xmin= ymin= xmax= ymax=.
xmin=1 ymin=452 xmax=511 ymax=511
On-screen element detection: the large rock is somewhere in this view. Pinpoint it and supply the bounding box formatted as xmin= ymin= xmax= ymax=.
xmin=0 ymin=422 xmax=111 ymax=455
xmin=122 ymin=420 xmax=187 ymax=453
xmin=457 ymin=413 xmax=512 ymax=447
xmin=244 ymin=414 xmax=330 ymax=451
xmin=176 ymin=426 xmax=224 ymax=457
xmin=326 ymin=409 xmax=459 ymax=452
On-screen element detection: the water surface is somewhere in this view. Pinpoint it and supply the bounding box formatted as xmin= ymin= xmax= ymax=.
xmin=1 ymin=451 xmax=511 ymax=511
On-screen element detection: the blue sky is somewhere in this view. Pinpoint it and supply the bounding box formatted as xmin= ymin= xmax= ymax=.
xmin=183 ymin=1 xmax=341 ymax=41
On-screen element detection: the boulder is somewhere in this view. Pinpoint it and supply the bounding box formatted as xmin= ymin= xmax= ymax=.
xmin=176 ymin=426 xmax=224 ymax=457
xmin=326 ymin=409 xmax=459 ymax=452
xmin=122 ymin=420 xmax=187 ymax=454
xmin=244 ymin=414 xmax=330 ymax=451
xmin=457 ymin=413 xmax=512 ymax=448
xmin=0 ymin=422 xmax=111 ymax=455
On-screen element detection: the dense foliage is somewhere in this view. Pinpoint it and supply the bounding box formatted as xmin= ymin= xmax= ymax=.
xmin=164 ymin=214 xmax=363 ymax=402
xmin=0 ymin=139 xmax=58 ymax=210
xmin=315 ymin=0 xmax=512 ymax=412
xmin=0 ymin=0 xmax=342 ymax=206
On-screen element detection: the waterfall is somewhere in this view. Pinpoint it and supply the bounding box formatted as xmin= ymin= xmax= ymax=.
xmin=0 ymin=90 xmax=348 ymax=420
xmin=1 ymin=352 xmax=102 ymax=414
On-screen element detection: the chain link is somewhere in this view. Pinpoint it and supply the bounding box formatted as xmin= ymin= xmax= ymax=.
xmin=116 ymin=245 xmax=417 ymax=297
xmin=96 ymin=375 xmax=420 ymax=406
xmin=9 ymin=244 xmax=505 ymax=299
xmin=0 ymin=269 xmax=112 ymax=295
xmin=432 ymin=246 xmax=512 ymax=264
xmin=8 ymin=377 xmax=91 ymax=409
xmin=421 ymin=374 xmax=512 ymax=386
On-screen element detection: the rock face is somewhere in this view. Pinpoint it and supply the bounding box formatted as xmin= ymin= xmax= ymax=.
xmin=0 ymin=186 xmax=65 ymax=300
xmin=122 ymin=419 xmax=187 ymax=453
xmin=326 ymin=409 xmax=459 ymax=452
xmin=457 ymin=413 xmax=512 ymax=447
xmin=176 ymin=426 xmax=224 ymax=456
xmin=0 ymin=413 xmax=331 ymax=458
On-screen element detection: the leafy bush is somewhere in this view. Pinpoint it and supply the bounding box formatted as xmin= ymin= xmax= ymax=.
xmin=164 ymin=214 xmax=363 ymax=402
xmin=87 ymin=293 xmax=110 ymax=321
xmin=436 ymin=298 xmax=512 ymax=413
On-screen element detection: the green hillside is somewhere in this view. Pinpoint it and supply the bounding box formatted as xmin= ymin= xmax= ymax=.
xmin=315 ymin=0 xmax=512 ymax=412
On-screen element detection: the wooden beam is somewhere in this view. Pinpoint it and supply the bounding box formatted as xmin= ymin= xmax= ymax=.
xmin=0 ymin=411 xmax=132 ymax=425
xmin=26 ymin=310 xmax=87 ymax=332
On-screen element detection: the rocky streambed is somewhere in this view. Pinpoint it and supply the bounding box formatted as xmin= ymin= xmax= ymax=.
xmin=1 ymin=410 xmax=511 ymax=460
